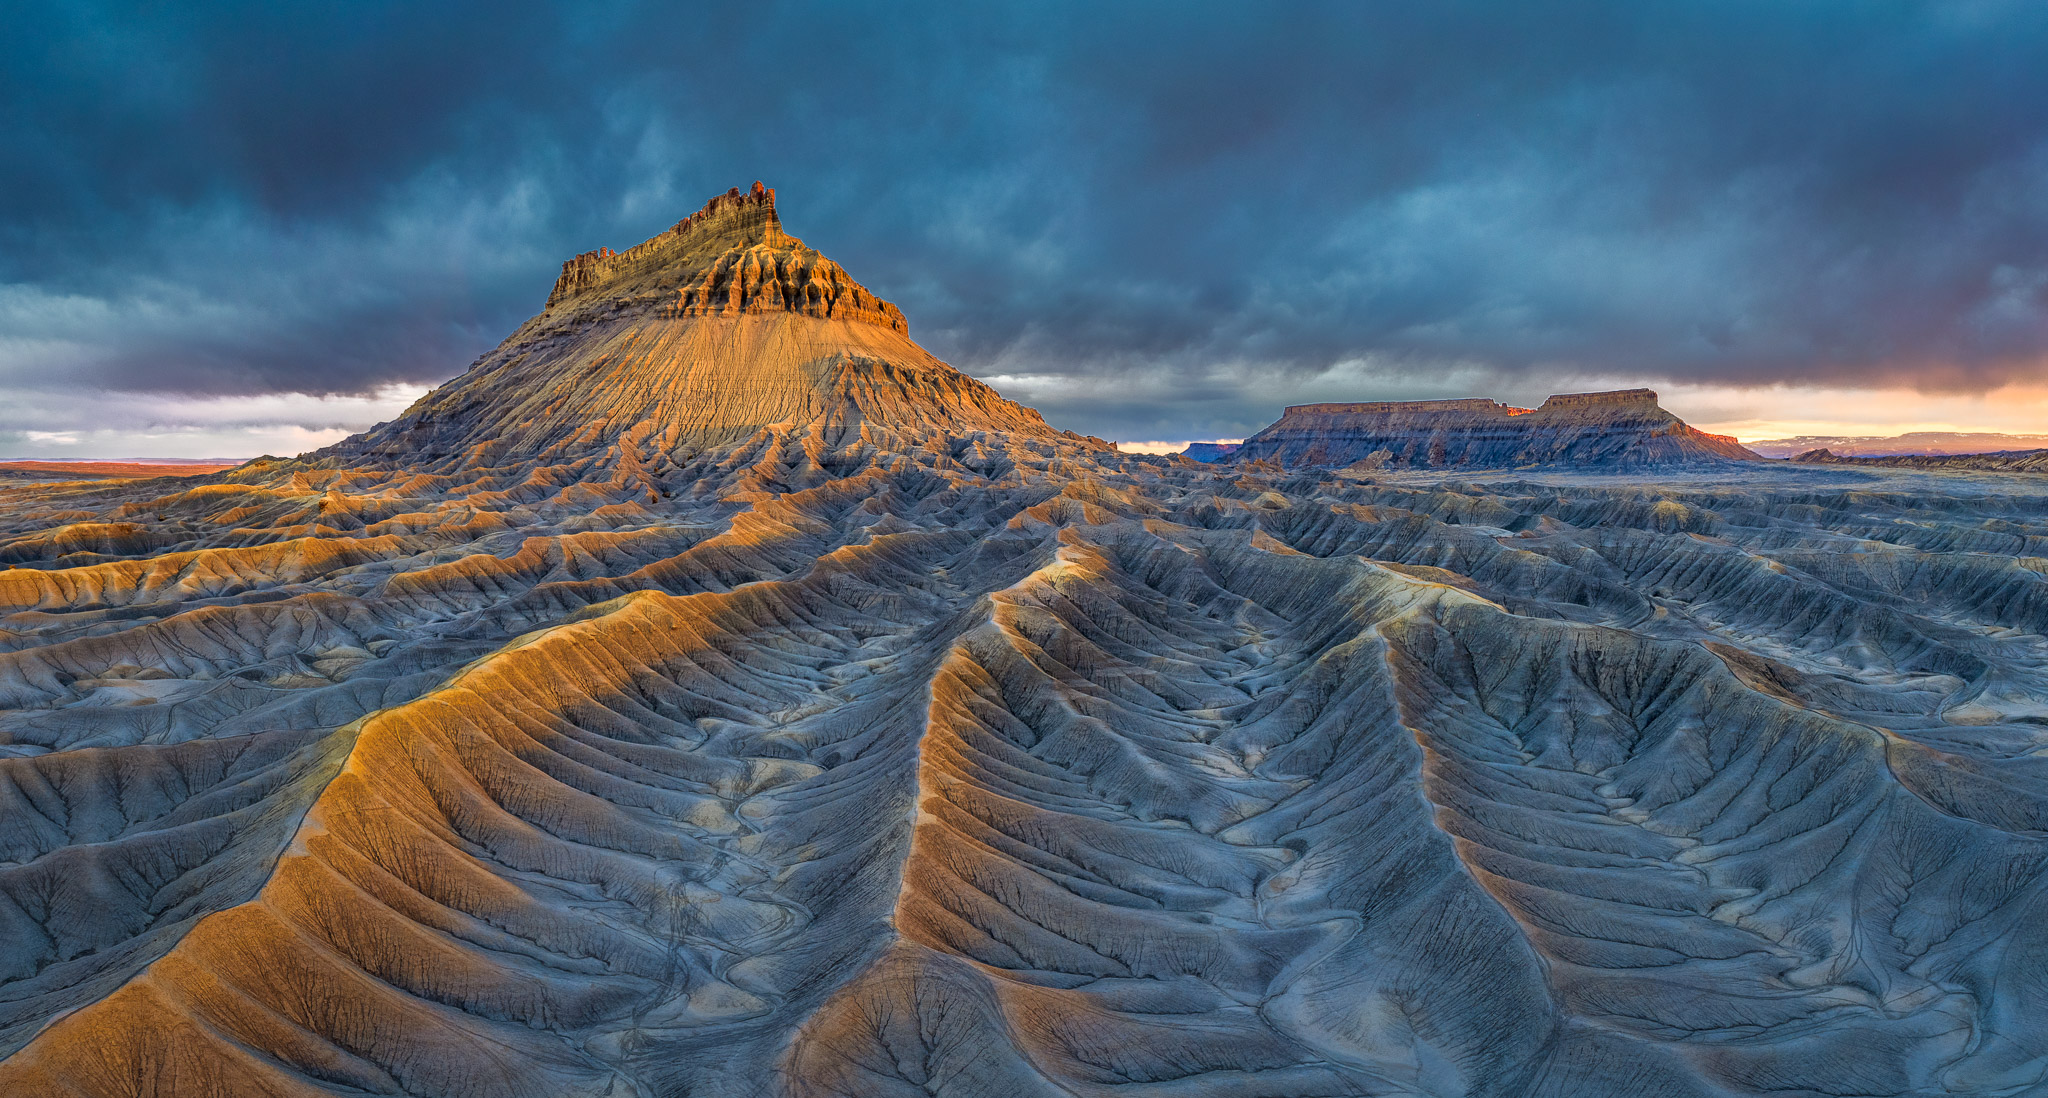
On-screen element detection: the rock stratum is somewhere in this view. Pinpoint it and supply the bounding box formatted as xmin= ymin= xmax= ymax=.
xmin=1794 ymin=446 xmax=2048 ymax=474
xmin=1 ymin=188 xmax=2047 ymax=1098
xmin=0 ymin=461 xmax=237 ymax=482
xmin=1232 ymin=389 xmax=1760 ymax=469
xmin=323 ymin=182 xmax=1061 ymax=470
xmin=1179 ymin=442 xmax=1240 ymax=463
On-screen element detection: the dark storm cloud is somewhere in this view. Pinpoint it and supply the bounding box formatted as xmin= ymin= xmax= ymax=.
xmin=5 ymin=0 xmax=2048 ymax=442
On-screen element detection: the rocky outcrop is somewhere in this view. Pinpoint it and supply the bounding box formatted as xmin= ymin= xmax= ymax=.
xmin=661 ymin=244 xmax=905 ymax=330
xmin=545 ymin=181 xmax=785 ymax=308
xmin=1179 ymin=441 xmax=1239 ymax=462
xmin=321 ymin=184 xmax=1068 ymax=470
xmin=547 ymin=183 xmax=905 ymax=331
xmin=1233 ymin=387 xmax=1760 ymax=468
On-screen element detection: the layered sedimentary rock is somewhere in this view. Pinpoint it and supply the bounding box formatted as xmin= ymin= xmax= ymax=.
xmin=1795 ymin=446 xmax=2048 ymax=473
xmin=0 ymin=461 xmax=235 ymax=481
xmin=325 ymin=182 xmax=1061 ymax=470
xmin=0 ymin=188 xmax=2045 ymax=1098
xmin=1179 ymin=442 xmax=1240 ymax=463
xmin=1234 ymin=388 xmax=1760 ymax=468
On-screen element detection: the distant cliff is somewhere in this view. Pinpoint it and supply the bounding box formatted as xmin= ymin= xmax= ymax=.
xmin=1793 ymin=446 xmax=2048 ymax=473
xmin=1179 ymin=441 xmax=1240 ymax=463
xmin=1232 ymin=387 xmax=1760 ymax=469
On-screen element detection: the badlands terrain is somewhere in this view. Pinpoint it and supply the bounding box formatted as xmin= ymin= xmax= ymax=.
xmin=0 ymin=186 xmax=2046 ymax=1097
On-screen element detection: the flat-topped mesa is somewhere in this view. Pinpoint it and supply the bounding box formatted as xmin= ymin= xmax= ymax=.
xmin=1180 ymin=441 xmax=1241 ymax=463
xmin=1285 ymin=398 xmax=1532 ymax=416
xmin=1535 ymin=387 xmax=1661 ymax=411
xmin=1235 ymin=387 xmax=1760 ymax=469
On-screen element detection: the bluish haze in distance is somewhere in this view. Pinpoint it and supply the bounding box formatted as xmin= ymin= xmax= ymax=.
xmin=4 ymin=0 xmax=2048 ymax=455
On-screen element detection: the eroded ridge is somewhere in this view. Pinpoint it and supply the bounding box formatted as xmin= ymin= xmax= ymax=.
xmin=3 ymin=185 xmax=2047 ymax=1096
xmin=2 ymin=448 xmax=2047 ymax=1096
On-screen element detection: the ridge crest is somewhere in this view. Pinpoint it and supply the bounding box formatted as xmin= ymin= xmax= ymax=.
xmin=546 ymin=181 xmax=784 ymax=308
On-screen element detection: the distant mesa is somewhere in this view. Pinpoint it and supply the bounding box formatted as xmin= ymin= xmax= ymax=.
xmin=1791 ymin=445 xmax=2048 ymax=473
xmin=1227 ymin=387 xmax=1758 ymax=469
xmin=1178 ymin=441 xmax=1240 ymax=463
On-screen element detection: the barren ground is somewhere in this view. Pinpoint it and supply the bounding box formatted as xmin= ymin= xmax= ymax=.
xmin=0 ymin=451 xmax=2042 ymax=1097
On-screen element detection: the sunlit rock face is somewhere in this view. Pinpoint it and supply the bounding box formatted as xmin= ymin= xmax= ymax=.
xmin=1234 ymin=389 xmax=1761 ymax=469
xmin=2 ymin=190 xmax=2047 ymax=1098
xmin=324 ymin=182 xmax=1061 ymax=471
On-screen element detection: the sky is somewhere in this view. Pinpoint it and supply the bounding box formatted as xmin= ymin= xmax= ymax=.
xmin=5 ymin=1 xmax=2048 ymax=458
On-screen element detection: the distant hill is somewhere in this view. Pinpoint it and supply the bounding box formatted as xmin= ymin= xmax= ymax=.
xmin=1750 ymin=431 xmax=2048 ymax=458
xmin=1230 ymin=388 xmax=1758 ymax=468
xmin=0 ymin=460 xmax=237 ymax=481
xmin=1791 ymin=446 xmax=2048 ymax=473
xmin=1179 ymin=441 xmax=1240 ymax=462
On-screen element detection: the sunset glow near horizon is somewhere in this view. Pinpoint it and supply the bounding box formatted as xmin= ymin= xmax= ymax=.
xmin=1117 ymin=380 xmax=2048 ymax=456
xmin=7 ymin=378 xmax=2048 ymax=463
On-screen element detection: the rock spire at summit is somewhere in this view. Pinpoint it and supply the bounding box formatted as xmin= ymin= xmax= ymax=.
xmin=538 ymin=181 xmax=905 ymax=330
xmin=317 ymin=183 xmax=1066 ymax=469
xmin=546 ymin=181 xmax=788 ymax=308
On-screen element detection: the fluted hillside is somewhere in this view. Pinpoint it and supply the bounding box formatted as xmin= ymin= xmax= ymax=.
xmin=319 ymin=183 xmax=1069 ymax=472
xmin=0 ymin=188 xmax=2042 ymax=1098
xmin=1234 ymin=388 xmax=1760 ymax=468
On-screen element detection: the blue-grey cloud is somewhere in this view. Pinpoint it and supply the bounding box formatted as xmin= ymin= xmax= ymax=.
xmin=5 ymin=0 xmax=2048 ymax=445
